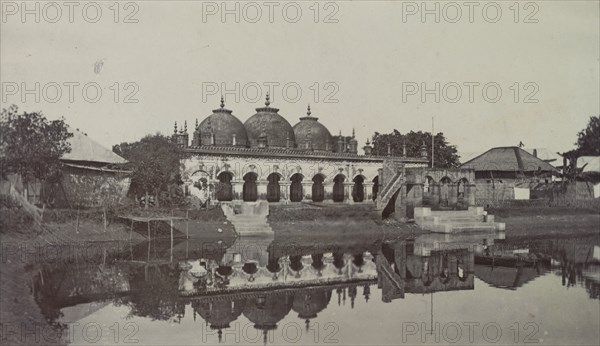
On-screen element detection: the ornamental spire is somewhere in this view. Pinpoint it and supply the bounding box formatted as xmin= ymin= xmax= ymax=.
xmin=307 ymin=104 xmax=311 ymax=116
xmin=265 ymin=92 xmax=270 ymax=106
xmin=184 ymin=120 xmax=187 ymax=132
xmin=352 ymin=128 xmax=355 ymax=138
xmin=220 ymin=95 xmax=225 ymax=108
xmin=195 ymin=118 xmax=198 ymax=129
xmin=174 ymin=121 xmax=177 ymax=134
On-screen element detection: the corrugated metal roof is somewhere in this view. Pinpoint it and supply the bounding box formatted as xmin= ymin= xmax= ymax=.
xmin=62 ymin=129 xmax=127 ymax=164
xmin=460 ymin=147 xmax=557 ymax=173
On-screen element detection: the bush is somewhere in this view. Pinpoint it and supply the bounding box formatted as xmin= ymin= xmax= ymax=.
xmin=0 ymin=194 xmax=22 ymax=209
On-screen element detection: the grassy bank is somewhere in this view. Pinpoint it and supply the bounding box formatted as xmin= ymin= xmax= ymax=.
xmin=269 ymin=203 xmax=426 ymax=242
xmin=488 ymin=206 xmax=600 ymax=238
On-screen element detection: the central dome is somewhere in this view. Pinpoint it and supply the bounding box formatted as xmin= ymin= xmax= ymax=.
xmin=196 ymin=97 xmax=248 ymax=147
xmin=244 ymin=94 xmax=295 ymax=148
xmin=293 ymin=105 xmax=333 ymax=151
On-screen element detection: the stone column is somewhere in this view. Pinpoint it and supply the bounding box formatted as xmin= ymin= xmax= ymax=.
xmin=364 ymin=182 xmax=374 ymax=202
xmin=449 ymin=183 xmax=458 ymax=206
xmin=257 ymin=180 xmax=268 ymax=201
xmin=343 ymin=182 xmax=354 ymax=204
xmin=302 ymin=181 xmax=313 ymax=202
xmin=324 ymin=182 xmax=334 ymax=202
xmin=232 ymin=179 xmax=244 ymax=201
xmin=430 ymin=183 xmax=440 ymax=207
xmin=280 ymin=182 xmax=291 ymax=203
xmin=467 ymin=184 xmax=476 ymax=206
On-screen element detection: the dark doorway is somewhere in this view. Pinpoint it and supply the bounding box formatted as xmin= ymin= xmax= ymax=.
xmin=290 ymin=173 xmax=303 ymax=202
xmin=312 ymin=174 xmax=325 ymax=202
xmin=216 ymin=172 xmax=233 ymax=201
xmin=352 ymin=175 xmax=365 ymax=202
xmin=243 ymin=172 xmax=258 ymax=202
xmin=333 ymin=174 xmax=345 ymax=203
xmin=267 ymin=173 xmax=281 ymax=202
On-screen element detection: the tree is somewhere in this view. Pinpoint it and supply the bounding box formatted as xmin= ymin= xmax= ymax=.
xmin=370 ymin=130 xmax=460 ymax=168
xmin=576 ymin=115 xmax=600 ymax=156
xmin=113 ymin=134 xmax=185 ymax=208
xmin=0 ymin=105 xmax=72 ymax=186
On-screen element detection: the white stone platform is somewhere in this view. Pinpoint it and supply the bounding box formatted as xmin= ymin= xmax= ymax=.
xmin=414 ymin=207 xmax=505 ymax=233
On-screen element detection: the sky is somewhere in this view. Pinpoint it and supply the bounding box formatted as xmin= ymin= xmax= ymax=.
xmin=1 ymin=0 xmax=599 ymax=159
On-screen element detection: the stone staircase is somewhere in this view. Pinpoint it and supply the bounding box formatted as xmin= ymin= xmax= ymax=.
xmin=414 ymin=207 xmax=505 ymax=233
xmin=377 ymin=172 xmax=404 ymax=210
xmin=221 ymin=201 xmax=273 ymax=236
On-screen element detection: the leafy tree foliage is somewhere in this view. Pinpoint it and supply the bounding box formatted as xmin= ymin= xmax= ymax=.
xmin=370 ymin=130 xmax=460 ymax=168
xmin=576 ymin=115 xmax=600 ymax=156
xmin=0 ymin=105 xmax=72 ymax=183
xmin=113 ymin=134 xmax=186 ymax=208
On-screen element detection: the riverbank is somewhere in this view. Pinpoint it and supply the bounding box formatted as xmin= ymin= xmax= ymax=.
xmin=488 ymin=206 xmax=600 ymax=238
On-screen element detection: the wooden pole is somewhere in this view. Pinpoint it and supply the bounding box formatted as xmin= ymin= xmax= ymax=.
xmin=186 ymin=210 xmax=189 ymax=239
xmin=147 ymin=221 xmax=150 ymax=240
xmin=170 ymin=219 xmax=174 ymax=263
xmin=75 ymin=208 xmax=80 ymax=234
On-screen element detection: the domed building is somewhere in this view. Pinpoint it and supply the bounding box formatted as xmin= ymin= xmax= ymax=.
xmin=191 ymin=96 xmax=249 ymax=147
xmin=293 ymin=105 xmax=333 ymax=151
xmin=173 ymin=93 xmax=430 ymax=205
xmin=243 ymin=93 xmax=295 ymax=149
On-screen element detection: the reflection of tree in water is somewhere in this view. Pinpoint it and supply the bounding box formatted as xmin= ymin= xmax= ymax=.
xmin=119 ymin=263 xmax=185 ymax=321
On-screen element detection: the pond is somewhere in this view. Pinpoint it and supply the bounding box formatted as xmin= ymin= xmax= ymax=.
xmin=32 ymin=229 xmax=600 ymax=345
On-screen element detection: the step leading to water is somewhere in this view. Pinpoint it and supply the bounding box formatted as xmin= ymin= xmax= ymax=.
xmin=414 ymin=207 xmax=505 ymax=233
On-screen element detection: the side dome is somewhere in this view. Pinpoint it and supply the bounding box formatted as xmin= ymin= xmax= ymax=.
xmin=243 ymin=94 xmax=295 ymax=148
xmin=293 ymin=105 xmax=333 ymax=151
xmin=195 ymin=97 xmax=249 ymax=147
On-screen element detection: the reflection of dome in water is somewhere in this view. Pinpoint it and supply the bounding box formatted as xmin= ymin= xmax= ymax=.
xmin=243 ymin=294 xmax=293 ymax=330
xmin=244 ymin=94 xmax=295 ymax=148
xmin=192 ymin=299 xmax=246 ymax=329
xmin=293 ymin=105 xmax=333 ymax=151
xmin=292 ymin=290 xmax=332 ymax=319
xmin=196 ymin=97 xmax=249 ymax=146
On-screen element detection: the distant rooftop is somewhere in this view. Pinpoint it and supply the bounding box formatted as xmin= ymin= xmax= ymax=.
xmin=62 ymin=128 xmax=127 ymax=164
xmin=460 ymin=146 xmax=558 ymax=173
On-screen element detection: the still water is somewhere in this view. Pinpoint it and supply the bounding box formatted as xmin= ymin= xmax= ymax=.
xmin=33 ymin=229 xmax=600 ymax=345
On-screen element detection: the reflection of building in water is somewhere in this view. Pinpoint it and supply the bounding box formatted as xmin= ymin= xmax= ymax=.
xmin=378 ymin=240 xmax=476 ymax=303
xmin=475 ymin=265 xmax=547 ymax=290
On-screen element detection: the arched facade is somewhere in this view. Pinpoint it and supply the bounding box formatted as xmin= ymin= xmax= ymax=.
xmin=175 ymin=95 xmax=432 ymax=205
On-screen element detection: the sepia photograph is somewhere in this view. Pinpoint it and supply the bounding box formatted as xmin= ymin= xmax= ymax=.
xmin=1 ymin=1 xmax=599 ymax=345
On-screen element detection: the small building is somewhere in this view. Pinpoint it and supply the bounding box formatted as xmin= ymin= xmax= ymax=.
xmin=1 ymin=129 xmax=131 ymax=208
xmin=460 ymin=146 xmax=558 ymax=204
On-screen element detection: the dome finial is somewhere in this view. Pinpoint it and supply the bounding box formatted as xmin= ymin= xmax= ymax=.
xmin=307 ymin=104 xmax=311 ymax=116
xmin=265 ymin=92 xmax=270 ymax=106
xmin=352 ymin=128 xmax=355 ymax=138
xmin=220 ymin=95 xmax=225 ymax=108
xmin=184 ymin=120 xmax=187 ymax=132
xmin=174 ymin=121 xmax=177 ymax=134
